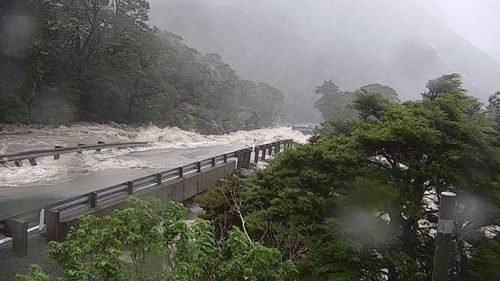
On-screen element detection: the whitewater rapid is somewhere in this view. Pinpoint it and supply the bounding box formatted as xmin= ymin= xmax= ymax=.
xmin=0 ymin=124 xmax=308 ymax=186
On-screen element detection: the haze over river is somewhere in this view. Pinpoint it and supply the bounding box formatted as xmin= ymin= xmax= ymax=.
xmin=0 ymin=124 xmax=307 ymax=221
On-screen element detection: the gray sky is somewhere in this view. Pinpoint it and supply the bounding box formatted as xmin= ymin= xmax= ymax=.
xmin=414 ymin=0 xmax=500 ymax=62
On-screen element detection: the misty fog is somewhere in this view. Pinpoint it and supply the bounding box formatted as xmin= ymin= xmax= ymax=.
xmin=414 ymin=0 xmax=500 ymax=62
xmin=148 ymin=0 xmax=500 ymax=121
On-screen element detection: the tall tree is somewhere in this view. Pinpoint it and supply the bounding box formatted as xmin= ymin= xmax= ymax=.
xmin=488 ymin=91 xmax=500 ymax=133
xmin=313 ymin=80 xmax=353 ymax=120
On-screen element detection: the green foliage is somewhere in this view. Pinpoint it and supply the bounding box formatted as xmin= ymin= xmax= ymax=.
xmin=0 ymin=93 xmax=30 ymax=123
xmin=219 ymin=227 xmax=296 ymax=281
xmin=313 ymin=81 xmax=354 ymax=120
xmin=359 ymin=84 xmax=399 ymax=102
xmin=0 ymin=0 xmax=284 ymax=132
xmin=195 ymin=174 xmax=243 ymax=240
xmin=314 ymin=81 xmax=399 ymax=121
xmin=352 ymin=89 xmax=396 ymax=120
xmin=16 ymin=265 xmax=52 ymax=281
xmin=31 ymin=89 xmax=78 ymax=125
xmin=488 ymin=91 xmax=500 ymax=133
xmin=201 ymin=75 xmax=500 ymax=280
xmin=20 ymin=196 xmax=294 ymax=281
xmin=470 ymin=235 xmax=500 ymax=281
xmin=47 ymin=215 xmax=125 ymax=281
xmin=423 ymin=73 xmax=465 ymax=100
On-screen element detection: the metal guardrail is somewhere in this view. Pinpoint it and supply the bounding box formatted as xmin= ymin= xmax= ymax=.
xmin=0 ymin=141 xmax=149 ymax=166
xmin=44 ymin=139 xmax=293 ymax=216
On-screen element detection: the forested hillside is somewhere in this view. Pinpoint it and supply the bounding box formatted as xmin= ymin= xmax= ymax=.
xmin=0 ymin=0 xmax=285 ymax=133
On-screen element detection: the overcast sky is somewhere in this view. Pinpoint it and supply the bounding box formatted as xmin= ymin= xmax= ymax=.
xmin=414 ymin=0 xmax=500 ymax=62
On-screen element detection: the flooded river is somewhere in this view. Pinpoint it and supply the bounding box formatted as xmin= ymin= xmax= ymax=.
xmin=0 ymin=124 xmax=307 ymax=220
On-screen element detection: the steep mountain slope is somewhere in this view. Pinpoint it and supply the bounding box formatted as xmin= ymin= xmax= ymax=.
xmin=415 ymin=0 xmax=500 ymax=62
xmin=149 ymin=0 xmax=500 ymax=121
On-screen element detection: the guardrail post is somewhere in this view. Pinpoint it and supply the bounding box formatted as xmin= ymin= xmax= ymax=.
xmin=45 ymin=209 xmax=61 ymax=242
xmin=276 ymin=141 xmax=281 ymax=153
xmin=245 ymin=149 xmax=252 ymax=168
xmin=96 ymin=141 xmax=105 ymax=152
xmin=77 ymin=144 xmax=85 ymax=154
xmin=432 ymin=191 xmax=457 ymax=281
xmin=254 ymin=147 xmax=259 ymax=163
xmin=240 ymin=150 xmax=246 ymax=168
xmin=235 ymin=151 xmax=241 ymax=169
xmin=90 ymin=192 xmax=98 ymax=208
xmin=5 ymin=219 xmax=28 ymax=256
xmin=155 ymin=173 xmax=162 ymax=184
xmin=39 ymin=209 xmax=45 ymax=232
xmin=223 ymin=154 xmax=228 ymax=163
xmin=179 ymin=167 xmax=184 ymax=177
xmin=240 ymin=150 xmax=245 ymax=168
xmin=243 ymin=149 xmax=251 ymax=168
xmin=127 ymin=182 xmax=134 ymax=195
xmin=54 ymin=146 xmax=63 ymax=160
xmin=211 ymin=157 xmax=216 ymax=167
xmin=267 ymin=144 xmax=272 ymax=156
xmin=29 ymin=158 xmax=37 ymax=166
xmin=196 ymin=162 xmax=202 ymax=172
xmin=262 ymin=146 xmax=266 ymax=160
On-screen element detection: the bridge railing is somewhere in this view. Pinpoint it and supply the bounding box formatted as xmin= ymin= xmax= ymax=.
xmin=45 ymin=139 xmax=293 ymax=216
xmin=0 ymin=141 xmax=149 ymax=166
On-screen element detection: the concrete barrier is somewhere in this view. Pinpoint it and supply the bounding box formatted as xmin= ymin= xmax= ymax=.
xmin=1 ymin=219 xmax=28 ymax=256
xmin=45 ymin=162 xmax=235 ymax=241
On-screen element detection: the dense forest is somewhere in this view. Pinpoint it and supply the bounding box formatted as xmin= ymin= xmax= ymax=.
xmin=0 ymin=0 xmax=285 ymax=133
xmin=17 ymin=75 xmax=500 ymax=280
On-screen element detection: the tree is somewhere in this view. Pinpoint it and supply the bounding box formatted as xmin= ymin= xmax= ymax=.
xmin=351 ymin=89 xmax=396 ymax=120
xmin=488 ymin=91 xmax=500 ymax=133
xmin=17 ymin=196 xmax=295 ymax=281
xmin=199 ymin=75 xmax=500 ymax=280
xmin=314 ymin=82 xmax=399 ymax=121
xmin=359 ymin=84 xmax=399 ymax=103
xmin=423 ymin=73 xmax=465 ymax=100
xmin=0 ymin=0 xmax=285 ymax=133
xmin=313 ymin=80 xmax=354 ymax=120
xmin=470 ymin=235 xmax=500 ymax=281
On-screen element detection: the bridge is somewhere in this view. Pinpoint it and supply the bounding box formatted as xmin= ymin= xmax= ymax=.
xmin=0 ymin=141 xmax=149 ymax=167
xmin=0 ymin=139 xmax=294 ymax=256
